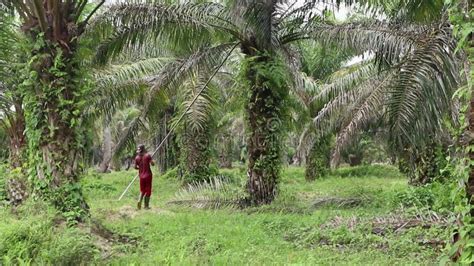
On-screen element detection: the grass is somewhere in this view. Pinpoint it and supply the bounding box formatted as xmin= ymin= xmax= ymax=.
xmin=0 ymin=165 xmax=453 ymax=265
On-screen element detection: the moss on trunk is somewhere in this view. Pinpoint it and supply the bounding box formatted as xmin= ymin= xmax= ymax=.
xmin=244 ymin=54 xmax=289 ymax=205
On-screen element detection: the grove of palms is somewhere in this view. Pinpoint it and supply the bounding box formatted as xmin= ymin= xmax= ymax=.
xmin=0 ymin=0 xmax=473 ymax=264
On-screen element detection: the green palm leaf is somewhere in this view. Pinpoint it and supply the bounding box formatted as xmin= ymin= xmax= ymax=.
xmin=91 ymin=1 xmax=232 ymax=64
xmin=387 ymin=27 xmax=460 ymax=149
xmin=331 ymin=71 xmax=396 ymax=165
xmin=313 ymin=61 xmax=375 ymax=105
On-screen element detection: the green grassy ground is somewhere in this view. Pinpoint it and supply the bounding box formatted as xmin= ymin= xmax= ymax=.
xmin=81 ymin=165 xmax=449 ymax=265
xmin=0 ymin=165 xmax=452 ymax=265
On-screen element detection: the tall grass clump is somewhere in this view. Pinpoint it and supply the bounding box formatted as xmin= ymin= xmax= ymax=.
xmin=0 ymin=200 xmax=98 ymax=264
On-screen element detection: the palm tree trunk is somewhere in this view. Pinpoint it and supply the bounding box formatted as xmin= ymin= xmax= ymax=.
xmin=246 ymin=90 xmax=278 ymax=204
xmin=468 ymin=96 xmax=474 ymax=216
xmin=8 ymin=119 xmax=25 ymax=169
xmin=29 ymin=90 xmax=89 ymax=216
xmin=305 ymin=136 xmax=331 ymax=181
xmin=218 ymin=132 xmax=232 ymax=168
xmin=181 ymin=126 xmax=213 ymax=183
xmin=244 ymin=56 xmax=288 ymax=205
xmin=464 ymin=0 xmax=474 ymax=216
xmin=99 ymin=126 xmax=112 ymax=173
xmin=19 ymin=3 xmax=94 ymax=219
xmin=9 ymin=136 xmax=24 ymax=169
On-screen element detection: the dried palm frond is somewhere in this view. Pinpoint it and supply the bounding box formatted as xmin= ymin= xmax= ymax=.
xmin=167 ymin=176 xmax=245 ymax=209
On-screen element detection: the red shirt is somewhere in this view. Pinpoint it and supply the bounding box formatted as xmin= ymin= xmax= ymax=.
xmin=135 ymin=153 xmax=153 ymax=178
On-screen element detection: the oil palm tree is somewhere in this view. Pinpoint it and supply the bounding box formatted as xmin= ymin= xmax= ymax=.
xmin=174 ymin=75 xmax=219 ymax=183
xmin=310 ymin=1 xmax=462 ymax=167
xmin=0 ymin=0 xmax=109 ymax=218
xmin=312 ymin=1 xmax=471 ymax=189
xmin=289 ymin=1 xmax=464 ymax=185
xmin=89 ymin=53 xmax=174 ymax=173
xmin=292 ymin=40 xmax=354 ymax=180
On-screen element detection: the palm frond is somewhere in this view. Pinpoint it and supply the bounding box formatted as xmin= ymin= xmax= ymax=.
xmin=111 ymin=112 xmax=146 ymax=159
xmin=91 ymin=2 xmax=233 ymax=64
xmin=176 ymin=76 xmax=218 ymax=132
xmin=313 ymin=76 xmax=376 ymax=137
xmin=330 ymin=71 xmax=396 ymax=166
xmin=307 ymin=21 xmax=430 ymax=65
xmin=88 ymin=57 xmax=173 ymax=120
xmin=313 ymin=61 xmax=375 ymax=105
xmin=276 ymin=0 xmax=336 ymax=44
xmin=0 ymin=89 xmax=12 ymax=114
xmin=167 ymin=176 xmax=244 ymax=209
xmin=88 ymin=78 xmax=149 ymax=122
xmin=387 ymin=27 xmax=460 ymax=149
xmin=319 ymin=0 xmax=444 ymax=22
xmin=147 ymin=43 xmax=238 ymax=96
xmin=281 ymin=46 xmax=321 ymax=109
xmin=95 ymin=56 xmax=173 ymax=88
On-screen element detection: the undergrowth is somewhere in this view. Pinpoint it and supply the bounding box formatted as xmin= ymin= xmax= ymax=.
xmin=0 ymin=164 xmax=456 ymax=264
xmin=0 ymin=200 xmax=98 ymax=264
xmin=391 ymin=181 xmax=455 ymax=213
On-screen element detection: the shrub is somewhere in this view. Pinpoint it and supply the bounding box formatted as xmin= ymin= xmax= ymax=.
xmin=391 ymin=181 xmax=454 ymax=212
xmin=180 ymin=164 xmax=219 ymax=185
xmin=392 ymin=187 xmax=435 ymax=209
xmin=0 ymin=201 xmax=98 ymax=264
xmin=161 ymin=167 xmax=179 ymax=180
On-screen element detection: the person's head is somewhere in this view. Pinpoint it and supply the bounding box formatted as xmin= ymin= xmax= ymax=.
xmin=137 ymin=144 xmax=146 ymax=154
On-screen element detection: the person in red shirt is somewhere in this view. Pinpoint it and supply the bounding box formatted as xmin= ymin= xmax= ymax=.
xmin=135 ymin=144 xmax=155 ymax=209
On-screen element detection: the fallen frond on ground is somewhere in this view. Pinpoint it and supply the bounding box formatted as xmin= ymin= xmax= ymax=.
xmin=311 ymin=196 xmax=368 ymax=208
xmin=285 ymin=209 xmax=452 ymax=252
xmin=166 ymin=176 xmax=245 ymax=209
xmin=320 ymin=211 xmax=451 ymax=234
xmin=166 ymin=199 xmax=242 ymax=209
xmin=370 ymin=212 xmax=450 ymax=236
